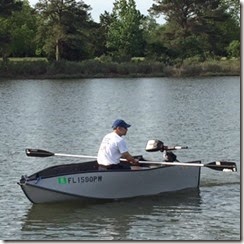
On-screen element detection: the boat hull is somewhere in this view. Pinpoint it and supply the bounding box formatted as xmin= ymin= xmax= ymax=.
xmin=19 ymin=161 xmax=201 ymax=203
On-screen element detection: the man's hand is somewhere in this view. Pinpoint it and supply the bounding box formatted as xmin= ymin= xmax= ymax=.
xmin=131 ymin=158 xmax=140 ymax=166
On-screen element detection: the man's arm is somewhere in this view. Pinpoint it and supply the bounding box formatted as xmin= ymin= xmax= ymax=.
xmin=121 ymin=152 xmax=139 ymax=165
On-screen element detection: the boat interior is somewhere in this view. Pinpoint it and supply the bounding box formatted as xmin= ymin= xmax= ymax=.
xmin=26 ymin=155 xmax=153 ymax=180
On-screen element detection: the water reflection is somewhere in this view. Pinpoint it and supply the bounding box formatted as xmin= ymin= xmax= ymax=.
xmin=21 ymin=189 xmax=201 ymax=240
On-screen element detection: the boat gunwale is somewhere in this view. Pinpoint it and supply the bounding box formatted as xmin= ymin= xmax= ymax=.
xmin=23 ymin=160 xmax=202 ymax=182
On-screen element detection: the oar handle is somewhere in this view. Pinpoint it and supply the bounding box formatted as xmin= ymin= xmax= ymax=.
xmin=164 ymin=146 xmax=188 ymax=150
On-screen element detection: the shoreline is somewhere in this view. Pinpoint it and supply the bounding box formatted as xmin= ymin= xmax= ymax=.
xmin=0 ymin=59 xmax=240 ymax=79
xmin=0 ymin=72 xmax=240 ymax=80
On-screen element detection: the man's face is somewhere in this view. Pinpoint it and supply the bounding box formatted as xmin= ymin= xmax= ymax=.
xmin=117 ymin=126 xmax=128 ymax=136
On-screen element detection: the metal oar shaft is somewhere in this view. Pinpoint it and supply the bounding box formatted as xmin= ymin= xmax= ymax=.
xmin=140 ymin=160 xmax=237 ymax=171
xmin=54 ymin=153 xmax=97 ymax=159
xmin=139 ymin=161 xmax=204 ymax=167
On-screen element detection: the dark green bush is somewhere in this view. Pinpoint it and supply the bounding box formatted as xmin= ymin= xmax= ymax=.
xmin=0 ymin=57 xmax=239 ymax=78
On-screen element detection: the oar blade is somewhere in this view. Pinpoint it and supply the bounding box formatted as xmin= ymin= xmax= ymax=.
xmin=206 ymin=161 xmax=237 ymax=172
xmin=25 ymin=149 xmax=54 ymax=157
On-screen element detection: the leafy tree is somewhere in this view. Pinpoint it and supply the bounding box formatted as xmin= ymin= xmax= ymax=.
xmin=141 ymin=17 xmax=168 ymax=61
xmin=226 ymin=40 xmax=240 ymax=58
xmin=150 ymin=0 xmax=239 ymax=60
xmin=106 ymin=0 xmax=145 ymax=61
xmin=10 ymin=1 xmax=38 ymax=57
xmin=0 ymin=0 xmax=22 ymax=16
xmin=35 ymin=0 xmax=92 ymax=61
xmin=0 ymin=0 xmax=23 ymax=64
xmin=96 ymin=11 xmax=115 ymax=57
xmin=221 ymin=0 xmax=240 ymax=26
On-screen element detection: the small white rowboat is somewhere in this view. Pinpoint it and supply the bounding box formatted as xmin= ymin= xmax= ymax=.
xmin=18 ymin=140 xmax=237 ymax=204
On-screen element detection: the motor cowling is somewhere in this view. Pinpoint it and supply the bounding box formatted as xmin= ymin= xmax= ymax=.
xmin=145 ymin=140 xmax=164 ymax=152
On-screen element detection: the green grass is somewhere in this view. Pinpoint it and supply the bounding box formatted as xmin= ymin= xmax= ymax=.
xmin=9 ymin=57 xmax=48 ymax=62
xmin=3 ymin=57 xmax=48 ymax=62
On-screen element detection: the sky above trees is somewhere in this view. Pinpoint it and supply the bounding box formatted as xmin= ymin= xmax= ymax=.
xmin=28 ymin=0 xmax=165 ymax=23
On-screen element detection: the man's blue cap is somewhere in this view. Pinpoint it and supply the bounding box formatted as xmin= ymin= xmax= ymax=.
xmin=112 ymin=119 xmax=131 ymax=129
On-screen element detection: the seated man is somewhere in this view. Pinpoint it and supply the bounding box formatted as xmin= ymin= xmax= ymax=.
xmin=97 ymin=119 xmax=139 ymax=170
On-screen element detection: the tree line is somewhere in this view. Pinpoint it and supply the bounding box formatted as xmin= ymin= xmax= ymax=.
xmin=0 ymin=0 xmax=240 ymax=66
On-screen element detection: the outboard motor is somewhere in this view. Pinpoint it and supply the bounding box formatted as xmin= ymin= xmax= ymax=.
xmin=145 ymin=139 xmax=188 ymax=162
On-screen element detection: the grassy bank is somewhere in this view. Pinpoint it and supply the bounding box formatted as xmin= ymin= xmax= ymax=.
xmin=0 ymin=58 xmax=240 ymax=79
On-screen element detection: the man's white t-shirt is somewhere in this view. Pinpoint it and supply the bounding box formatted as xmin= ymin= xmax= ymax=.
xmin=97 ymin=132 xmax=128 ymax=165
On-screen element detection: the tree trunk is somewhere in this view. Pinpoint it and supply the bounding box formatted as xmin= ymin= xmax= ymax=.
xmin=55 ymin=39 xmax=60 ymax=61
xmin=2 ymin=52 xmax=9 ymax=69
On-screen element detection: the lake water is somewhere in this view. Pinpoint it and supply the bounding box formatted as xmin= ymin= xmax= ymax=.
xmin=0 ymin=76 xmax=240 ymax=240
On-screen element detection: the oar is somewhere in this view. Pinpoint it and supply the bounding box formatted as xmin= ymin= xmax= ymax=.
xmin=25 ymin=148 xmax=237 ymax=172
xmin=25 ymin=148 xmax=96 ymax=159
